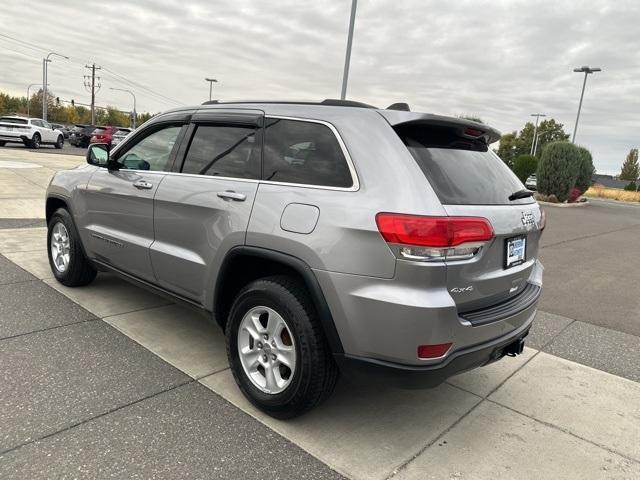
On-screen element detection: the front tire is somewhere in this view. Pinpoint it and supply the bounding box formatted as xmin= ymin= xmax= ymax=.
xmin=55 ymin=135 xmax=64 ymax=149
xmin=226 ymin=276 xmax=338 ymax=419
xmin=0 ymin=141 xmax=5 ymax=147
xmin=30 ymin=132 xmax=41 ymax=149
xmin=47 ymin=208 xmax=97 ymax=286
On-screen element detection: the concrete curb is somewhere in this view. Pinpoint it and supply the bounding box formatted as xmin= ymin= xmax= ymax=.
xmin=536 ymin=199 xmax=589 ymax=208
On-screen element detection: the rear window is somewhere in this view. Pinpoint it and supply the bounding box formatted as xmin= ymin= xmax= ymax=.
xmin=0 ymin=117 xmax=28 ymax=125
xmin=92 ymin=128 xmax=106 ymax=134
xmin=395 ymin=124 xmax=532 ymax=205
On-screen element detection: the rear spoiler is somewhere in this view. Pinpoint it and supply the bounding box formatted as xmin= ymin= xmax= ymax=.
xmin=377 ymin=110 xmax=501 ymax=145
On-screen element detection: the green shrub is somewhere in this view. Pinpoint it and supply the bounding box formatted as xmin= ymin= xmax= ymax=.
xmin=624 ymin=181 xmax=638 ymax=191
xmin=575 ymin=146 xmax=595 ymax=193
xmin=537 ymin=142 xmax=580 ymax=202
xmin=513 ymin=154 xmax=538 ymax=183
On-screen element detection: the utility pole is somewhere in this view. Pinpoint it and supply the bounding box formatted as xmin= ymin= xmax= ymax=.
xmin=572 ymin=66 xmax=601 ymax=143
xmin=340 ymin=0 xmax=357 ymax=100
xmin=84 ymin=63 xmax=102 ymax=125
xmin=529 ymin=113 xmax=546 ymax=154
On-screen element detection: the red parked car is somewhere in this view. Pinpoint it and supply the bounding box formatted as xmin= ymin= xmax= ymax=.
xmin=89 ymin=126 xmax=121 ymax=148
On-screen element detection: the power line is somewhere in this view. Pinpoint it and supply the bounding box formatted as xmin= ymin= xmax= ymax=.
xmin=1 ymin=33 xmax=184 ymax=109
xmin=0 ymin=45 xmax=43 ymax=62
xmin=0 ymin=33 xmax=50 ymax=53
xmin=101 ymin=66 xmax=183 ymax=106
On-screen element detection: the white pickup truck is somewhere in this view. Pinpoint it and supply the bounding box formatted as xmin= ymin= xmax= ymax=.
xmin=0 ymin=116 xmax=64 ymax=149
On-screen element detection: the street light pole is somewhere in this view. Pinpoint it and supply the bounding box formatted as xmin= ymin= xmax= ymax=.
xmin=571 ymin=66 xmax=601 ymax=143
xmin=529 ymin=113 xmax=546 ymax=154
xmin=27 ymin=83 xmax=46 ymax=117
xmin=340 ymin=0 xmax=357 ymax=100
xmin=109 ymin=87 xmax=137 ymax=129
xmin=205 ymin=78 xmax=218 ymax=101
xmin=42 ymin=51 xmax=69 ymax=121
xmin=533 ymin=130 xmax=553 ymax=156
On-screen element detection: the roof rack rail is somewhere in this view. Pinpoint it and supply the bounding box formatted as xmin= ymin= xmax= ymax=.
xmin=200 ymin=99 xmax=377 ymax=108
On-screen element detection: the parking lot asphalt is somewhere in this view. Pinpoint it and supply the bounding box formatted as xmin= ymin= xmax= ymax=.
xmin=1 ymin=142 xmax=85 ymax=156
xmin=539 ymin=200 xmax=640 ymax=337
xmin=0 ymin=149 xmax=639 ymax=479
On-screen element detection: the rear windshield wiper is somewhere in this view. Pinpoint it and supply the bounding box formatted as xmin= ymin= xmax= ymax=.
xmin=508 ymin=189 xmax=534 ymax=201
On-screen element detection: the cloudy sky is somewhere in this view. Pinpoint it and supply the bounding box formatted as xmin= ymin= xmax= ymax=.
xmin=1 ymin=0 xmax=638 ymax=174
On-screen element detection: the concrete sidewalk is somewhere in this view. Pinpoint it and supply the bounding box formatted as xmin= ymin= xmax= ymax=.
xmin=0 ymin=227 xmax=638 ymax=479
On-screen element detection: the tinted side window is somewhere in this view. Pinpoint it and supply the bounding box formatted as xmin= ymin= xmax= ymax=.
xmin=119 ymin=125 xmax=182 ymax=171
xmin=181 ymin=124 xmax=259 ymax=179
xmin=31 ymin=120 xmax=43 ymax=127
xmin=263 ymin=119 xmax=352 ymax=188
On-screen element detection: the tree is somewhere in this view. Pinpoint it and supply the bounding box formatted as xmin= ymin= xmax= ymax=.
xmin=496 ymin=131 xmax=519 ymax=168
xmin=513 ymin=154 xmax=538 ymax=183
xmin=0 ymin=89 xmax=153 ymax=128
xmin=620 ymin=148 xmax=639 ymax=181
xmin=496 ymin=119 xmax=570 ymax=168
xmin=574 ymin=146 xmax=595 ymax=193
xmin=537 ymin=142 xmax=580 ymax=202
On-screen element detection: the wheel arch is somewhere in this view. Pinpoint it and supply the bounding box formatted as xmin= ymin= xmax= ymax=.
xmin=46 ymin=195 xmax=71 ymax=224
xmin=214 ymin=246 xmax=344 ymax=354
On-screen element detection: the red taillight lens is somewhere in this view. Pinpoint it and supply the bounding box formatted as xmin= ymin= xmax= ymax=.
xmin=418 ymin=343 xmax=452 ymax=359
xmin=375 ymin=213 xmax=494 ymax=247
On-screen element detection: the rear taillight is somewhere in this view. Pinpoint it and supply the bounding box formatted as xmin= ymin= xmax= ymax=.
xmin=375 ymin=213 xmax=494 ymax=261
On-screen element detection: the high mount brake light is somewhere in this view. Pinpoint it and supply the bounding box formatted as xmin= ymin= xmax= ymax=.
xmin=375 ymin=213 xmax=494 ymax=261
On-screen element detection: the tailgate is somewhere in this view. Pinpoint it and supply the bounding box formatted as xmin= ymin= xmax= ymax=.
xmin=443 ymin=203 xmax=543 ymax=312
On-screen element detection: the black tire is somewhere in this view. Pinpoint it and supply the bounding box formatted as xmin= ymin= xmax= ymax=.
xmin=0 ymin=141 xmax=5 ymax=147
xmin=47 ymin=208 xmax=97 ymax=287
xmin=55 ymin=135 xmax=64 ymax=149
xmin=30 ymin=132 xmax=41 ymax=149
xmin=226 ymin=276 xmax=338 ymax=419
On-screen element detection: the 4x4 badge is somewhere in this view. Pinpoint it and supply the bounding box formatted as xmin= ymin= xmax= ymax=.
xmin=521 ymin=212 xmax=535 ymax=228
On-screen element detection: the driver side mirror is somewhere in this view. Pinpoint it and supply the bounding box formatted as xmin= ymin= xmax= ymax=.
xmin=86 ymin=143 xmax=110 ymax=168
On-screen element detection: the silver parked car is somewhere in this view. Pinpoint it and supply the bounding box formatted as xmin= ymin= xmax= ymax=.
xmin=110 ymin=127 xmax=133 ymax=147
xmin=45 ymin=100 xmax=544 ymax=418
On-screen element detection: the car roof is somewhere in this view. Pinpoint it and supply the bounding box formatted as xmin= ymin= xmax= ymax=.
xmin=178 ymin=99 xmax=502 ymax=143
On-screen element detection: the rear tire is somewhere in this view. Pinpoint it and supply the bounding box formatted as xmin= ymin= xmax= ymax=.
xmin=226 ymin=275 xmax=338 ymax=419
xmin=55 ymin=135 xmax=64 ymax=149
xmin=0 ymin=141 xmax=5 ymax=147
xmin=47 ymin=208 xmax=97 ymax=287
xmin=30 ymin=132 xmax=41 ymax=149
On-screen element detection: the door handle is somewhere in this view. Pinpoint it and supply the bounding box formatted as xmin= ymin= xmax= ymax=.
xmin=133 ymin=180 xmax=153 ymax=190
xmin=217 ymin=190 xmax=246 ymax=201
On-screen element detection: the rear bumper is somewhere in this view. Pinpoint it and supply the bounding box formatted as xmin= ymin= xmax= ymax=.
xmin=0 ymin=133 xmax=29 ymax=142
xmin=334 ymin=313 xmax=533 ymax=388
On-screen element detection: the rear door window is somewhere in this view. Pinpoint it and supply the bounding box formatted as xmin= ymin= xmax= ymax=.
xmin=394 ymin=124 xmax=531 ymax=205
xmin=263 ymin=118 xmax=353 ymax=188
xmin=181 ymin=124 xmax=259 ymax=179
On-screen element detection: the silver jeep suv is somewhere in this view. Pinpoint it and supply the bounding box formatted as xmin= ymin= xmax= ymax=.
xmin=46 ymin=100 xmax=544 ymax=418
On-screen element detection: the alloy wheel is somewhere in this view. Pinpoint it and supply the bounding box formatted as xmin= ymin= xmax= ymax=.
xmin=50 ymin=222 xmax=71 ymax=272
xmin=237 ymin=306 xmax=297 ymax=394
